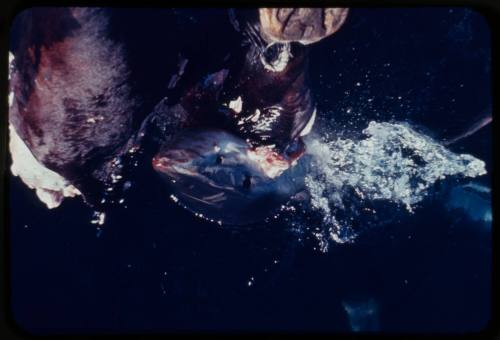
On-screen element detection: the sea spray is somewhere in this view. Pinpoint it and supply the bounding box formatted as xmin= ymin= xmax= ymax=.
xmin=286 ymin=121 xmax=487 ymax=250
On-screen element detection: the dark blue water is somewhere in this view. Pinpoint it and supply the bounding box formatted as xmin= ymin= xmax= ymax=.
xmin=9 ymin=8 xmax=492 ymax=333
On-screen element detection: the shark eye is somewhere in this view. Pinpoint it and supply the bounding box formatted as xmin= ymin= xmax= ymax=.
xmin=242 ymin=174 xmax=252 ymax=190
xmin=215 ymin=154 xmax=224 ymax=164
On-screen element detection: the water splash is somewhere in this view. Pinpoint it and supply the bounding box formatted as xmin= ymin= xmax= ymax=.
xmin=287 ymin=121 xmax=487 ymax=250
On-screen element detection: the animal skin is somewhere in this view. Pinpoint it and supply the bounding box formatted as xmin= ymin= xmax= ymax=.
xmin=9 ymin=7 xmax=348 ymax=210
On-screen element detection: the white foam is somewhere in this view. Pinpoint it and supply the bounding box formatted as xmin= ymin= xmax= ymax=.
xmin=302 ymin=121 xmax=487 ymax=245
xmin=9 ymin=124 xmax=80 ymax=209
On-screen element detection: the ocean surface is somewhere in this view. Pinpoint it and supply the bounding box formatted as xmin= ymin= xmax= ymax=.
xmin=9 ymin=8 xmax=492 ymax=333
